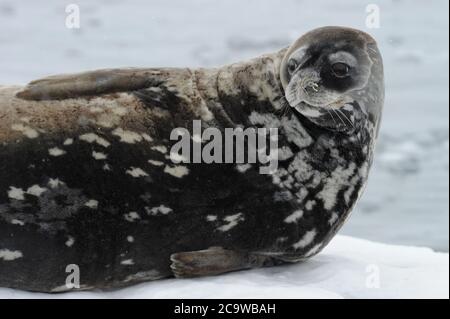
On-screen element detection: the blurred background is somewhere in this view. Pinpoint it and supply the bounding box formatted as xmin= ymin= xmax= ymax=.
xmin=0 ymin=0 xmax=448 ymax=251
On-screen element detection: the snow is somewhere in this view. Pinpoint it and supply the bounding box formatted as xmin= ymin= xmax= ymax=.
xmin=0 ymin=236 xmax=447 ymax=299
xmin=0 ymin=0 xmax=448 ymax=299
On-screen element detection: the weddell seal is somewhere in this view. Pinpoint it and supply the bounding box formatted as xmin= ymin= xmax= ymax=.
xmin=0 ymin=26 xmax=384 ymax=292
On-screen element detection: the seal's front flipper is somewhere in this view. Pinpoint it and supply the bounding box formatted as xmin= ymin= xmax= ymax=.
xmin=16 ymin=68 xmax=168 ymax=101
xmin=170 ymin=247 xmax=273 ymax=278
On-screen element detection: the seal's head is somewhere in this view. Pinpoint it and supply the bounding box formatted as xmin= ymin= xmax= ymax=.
xmin=280 ymin=26 xmax=384 ymax=134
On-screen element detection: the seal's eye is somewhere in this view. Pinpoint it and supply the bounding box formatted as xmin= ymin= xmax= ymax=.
xmin=331 ymin=62 xmax=350 ymax=78
xmin=287 ymin=60 xmax=298 ymax=74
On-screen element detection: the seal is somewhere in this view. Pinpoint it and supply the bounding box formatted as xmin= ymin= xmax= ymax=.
xmin=0 ymin=26 xmax=384 ymax=292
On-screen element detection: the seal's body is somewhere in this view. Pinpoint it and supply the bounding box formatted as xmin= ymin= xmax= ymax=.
xmin=0 ymin=27 xmax=384 ymax=292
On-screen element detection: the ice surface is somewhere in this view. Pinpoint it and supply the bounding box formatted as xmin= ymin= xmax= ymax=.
xmin=0 ymin=236 xmax=447 ymax=299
